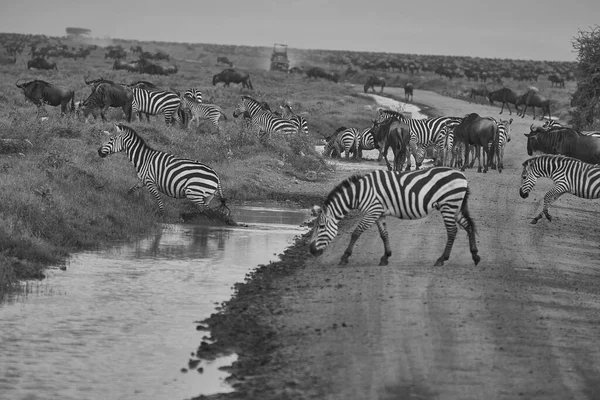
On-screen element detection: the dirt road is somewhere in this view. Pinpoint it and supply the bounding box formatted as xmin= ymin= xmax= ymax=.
xmin=201 ymin=89 xmax=600 ymax=400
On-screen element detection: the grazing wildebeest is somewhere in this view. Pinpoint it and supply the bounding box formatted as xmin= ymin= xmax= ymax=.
xmin=306 ymin=67 xmax=339 ymax=83
xmin=212 ymin=68 xmax=253 ymax=90
xmin=163 ymin=65 xmax=178 ymax=75
xmin=516 ymin=90 xmax=551 ymax=120
xmin=454 ymin=113 xmax=499 ymax=173
xmin=79 ymin=81 xmax=133 ymax=122
xmin=217 ymin=56 xmax=233 ymax=67
xmin=27 ymin=57 xmax=57 ymax=71
xmin=487 ymin=87 xmax=519 ymax=115
xmin=469 ymin=86 xmax=488 ymax=104
xmin=404 ymin=82 xmax=414 ymax=102
xmin=524 ymin=125 xmax=600 ymax=164
xmin=369 ymin=117 xmax=411 ymax=171
xmin=547 ymin=74 xmax=565 ymax=87
xmin=364 ymin=76 xmax=386 ymax=93
xmin=16 ymin=79 xmax=74 ymax=116
xmin=113 ymin=59 xmax=139 ymax=72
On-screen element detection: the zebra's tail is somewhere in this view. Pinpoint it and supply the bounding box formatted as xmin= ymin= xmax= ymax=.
xmin=460 ymin=187 xmax=477 ymax=235
xmin=70 ymin=95 xmax=75 ymax=113
xmin=221 ymin=110 xmax=228 ymax=121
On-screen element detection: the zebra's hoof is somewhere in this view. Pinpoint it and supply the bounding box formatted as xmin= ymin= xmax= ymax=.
xmin=434 ymin=258 xmax=444 ymax=266
xmin=530 ymin=219 xmax=538 ymax=225
xmin=378 ymin=259 xmax=388 ymax=266
xmin=473 ymin=254 xmax=481 ymax=266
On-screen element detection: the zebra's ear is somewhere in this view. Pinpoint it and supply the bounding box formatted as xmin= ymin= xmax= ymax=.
xmin=311 ymin=205 xmax=322 ymax=217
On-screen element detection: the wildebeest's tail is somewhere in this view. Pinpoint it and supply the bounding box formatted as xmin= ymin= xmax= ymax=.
xmin=247 ymin=77 xmax=253 ymax=90
xmin=70 ymin=94 xmax=75 ymax=113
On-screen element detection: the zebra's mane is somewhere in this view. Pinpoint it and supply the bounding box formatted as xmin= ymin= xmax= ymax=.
xmin=116 ymin=124 xmax=154 ymax=150
xmin=522 ymin=154 xmax=582 ymax=168
xmin=323 ymin=174 xmax=363 ymax=209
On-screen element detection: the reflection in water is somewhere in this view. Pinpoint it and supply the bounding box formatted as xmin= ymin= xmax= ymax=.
xmin=0 ymin=205 xmax=310 ymax=400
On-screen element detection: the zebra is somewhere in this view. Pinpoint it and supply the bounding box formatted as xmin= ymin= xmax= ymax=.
xmin=309 ymin=168 xmax=480 ymax=266
xmin=492 ymin=118 xmax=512 ymax=172
xmin=542 ymin=119 xmax=600 ymax=138
xmin=519 ymin=154 xmax=600 ymax=224
xmin=184 ymin=88 xmax=203 ymax=103
xmin=131 ymin=87 xmax=182 ymax=126
xmin=323 ymin=127 xmax=359 ymax=159
xmin=279 ymin=102 xmax=309 ymax=135
xmin=376 ymin=108 xmax=462 ymax=170
xmin=356 ymin=127 xmax=376 ymax=158
xmin=181 ymin=94 xmax=227 ymax=130
xmin=97 ymin=124 xmax=229 ymax=217
xmin=233 ymin=95 xmax=299 ymax=138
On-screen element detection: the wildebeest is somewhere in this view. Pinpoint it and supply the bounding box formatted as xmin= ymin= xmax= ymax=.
xmin=27 ymin=57 xmax=57 ymax=70
xmin=547 ymin=74 xmax=565 ymax=88
xmin=516 ymin=90 xmax=551 ymax=120
xmin=454 ymin=113 xmax=499 ymax=173
xmin=217 ymin=56 xmax=233 ymax=67
xmin=524 ymin=125 xmax=600 ymax=164
xmin=306 ymin=67 xmax=339 ymax=83
xmin=163 ymin=65 xmax=178 ymax=75
xmin=404 ymin=82 xmax=414 ymax=102
xmin=78 ymin=81 xmax=133 ymax=122
xmin=113 ymin=59 xmax=139 ymax=72
xmin=369 ymin=117 xmax=411 ymax=171
xmin=487 ymin=88 xmax=519 ymax=115
xmin=105 ymin=47 xmax=126 ymax=60
xmin=288 ymin=66 xmax=304 ymax=74
xmin=469 ymin=86 xmax=488 ymax=104
xmin=364 ymin=76 xmax=386 ymax=93
xmin=16 ymin=79 xmax=74 ymax=115
xmin=212 ymin=68 xmax=253 ymax=90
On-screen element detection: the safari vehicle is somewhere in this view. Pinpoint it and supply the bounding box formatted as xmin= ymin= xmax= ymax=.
xmin=270 ymin=43 xmax=289 ymax=72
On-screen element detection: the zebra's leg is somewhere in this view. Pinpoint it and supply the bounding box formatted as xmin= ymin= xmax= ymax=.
xmin=145 ymin=183 xmax=165 ymax=215
xmin=476 ymin=145 xmax=483 ymax=173
xmin=532 ymin=187 xmax=567 ymax=224
xmin=406 ymin=140 xmax=418 ymax=171
xmin=434 ymin=206 xmax=459 ymax=266
xmin=455 ymin=207 xmax=481 ymax=266
xmin=340 ymin=213 xmax=379 ymax=266
xmin=375 ymin=217 xmax=392 ymax=266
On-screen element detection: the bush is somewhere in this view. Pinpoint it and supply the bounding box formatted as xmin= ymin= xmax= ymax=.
xmin=570 ymin=26 xmax=600 ymax=130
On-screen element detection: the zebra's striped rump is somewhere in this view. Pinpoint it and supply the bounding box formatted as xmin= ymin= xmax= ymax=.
xmin=98 ymin=124 xmax=229 ymax=218
xmin=519 ymin=154 xmax=600 ymax=224
xmin=182 ymin=95 xmax=226 ymax=130
xmin=310 ymin=167 xmax=480 ymax=266
xmin=131 ymin=87 xmax=182 ymax=125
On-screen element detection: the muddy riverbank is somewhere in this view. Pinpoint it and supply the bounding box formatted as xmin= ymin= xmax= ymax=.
xmin=195 ymin=89 xmax=600 ymax=400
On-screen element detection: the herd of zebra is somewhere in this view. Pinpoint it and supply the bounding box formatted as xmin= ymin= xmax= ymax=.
xmin=323 ymin=108 xmax=513 ymax=173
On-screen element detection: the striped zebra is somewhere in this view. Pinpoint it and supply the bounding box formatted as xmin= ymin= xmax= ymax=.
xmin=519 ymin=154 xmax=600 ymax=224
xmin=309 ymin=168 xmax=480 ymax=266
xmin=181 ymin=94 xmax=227 ymax=130
xmin=233 ymin=95 xmax=299 ymax=138
xmin=542 ymin=119 xmax=600 ymax=138
xmin=184 ymin=88 xmax=203 ymax=103
xmin=132 ymin=87 xmax=182 ymax=125
xmin=280 ymin=103 xmax=309 ymax=134
xmin=492 ymin=118 xmax=512 ymax=172
xmin=356 ymin=127 xmax=376 ymax=158
xmin=323 ymin=127 xmax=359 ymax=159
xmin=376 ymin=108 xmax=462 ymax=170
xmin=97 ymin=124 xmax=229 ymax=217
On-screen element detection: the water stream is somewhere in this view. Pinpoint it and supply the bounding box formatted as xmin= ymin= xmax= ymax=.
xmin=0 ymin=204 xmax=311 ymax=400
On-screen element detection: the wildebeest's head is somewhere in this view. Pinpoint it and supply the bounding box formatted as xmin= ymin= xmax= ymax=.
xmin=16 ymin=79 xmax=48 ymax=105
xmin=524 ymin=124 xmax=542 ymax=156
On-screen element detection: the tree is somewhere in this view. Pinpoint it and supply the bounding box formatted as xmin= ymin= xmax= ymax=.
xmin=570 ymin=26 xmax=600 ymax=130
xmin=66 ymin=27 xmax=91 ymax=36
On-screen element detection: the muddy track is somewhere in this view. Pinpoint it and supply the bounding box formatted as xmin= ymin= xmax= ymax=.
xmin=196 ymin=89 xmax=600 ymax=400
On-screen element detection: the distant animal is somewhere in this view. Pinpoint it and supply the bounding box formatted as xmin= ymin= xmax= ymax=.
xmin=16 ymin=79 xmax=74 ymax=116
xmin=288 ymin=66 xmax=304 ymax=74
xmin=181 ymin=94 xmax=227 ymax=130
xmin=98 ymin=124 xmax=229 ymax=217
xmin=105 ymin=47 xmax=126 ymax=60
xmin=131 ymin=87 xmax=182 ymax=126
xmin=309 ymin=168 xmax=480 ymax=267
xmin=524 ymin=125 xmax=600 ymax=164
xmin=78 ymin=81 xmax=133 ymax=122
xmin=469 ymin=86 xmax=488 ymax=104
xmin=519 ymin=155 xmax=600 ymax=224
xmin=453 ymin=113 xmax=499 ymax=173
xmin=27 ymin=57 xmax=57 ymax=70
xmin=516 ymin=90 xmax=551 ymax=120
xmin=547 ymin=74 xmax=565 ymax=88
xmin=404 ymin=82 xmax=414 ymax=102
xmin=163 ymin=65 xmax=178 ymax=75
xmin=279 ymin=103 xmax=308 ymax=135
xmin=364 ymin=76 xmax=386 ymax=93
xmin=217 ymin=56 xmax=233 ymax=67
xmin=369 ymin=117 xmax=411 ymax=171
xmin=306 ymin=67 xmax=339 ymax=83
xmin=233 ymin=95 xmax=298 ymax=138
xmin=212 ymin=68 xmax=253 ymax=90
xmin=487 ymin=88 xmax=520 ymax=115
xmin=113 ymin=59 xmax=139 ymax=72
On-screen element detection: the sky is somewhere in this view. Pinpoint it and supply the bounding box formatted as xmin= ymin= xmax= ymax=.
xmin=1 ymin=0 xmax=598 ymax=61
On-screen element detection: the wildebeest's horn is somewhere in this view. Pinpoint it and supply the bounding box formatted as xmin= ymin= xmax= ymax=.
xmin=15 ymin=78 xmax=24 ymax=88
xmin=530 ymin=124 xmax=535 ymax=131
xmin=84 ymin=75 xmax=92 ymax=85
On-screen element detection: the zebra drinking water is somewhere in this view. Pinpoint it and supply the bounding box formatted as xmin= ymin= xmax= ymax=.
xmin=97 ymin=124 xmax=229 ymax=218
xmin=519 ymin=154 xmax=600 ymax=224
xmin=309 ymin=168 xmax=480 ymax=266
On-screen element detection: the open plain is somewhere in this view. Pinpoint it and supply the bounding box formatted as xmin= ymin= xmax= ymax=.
xmin=199 ymin=88 xmax=600 ymax=400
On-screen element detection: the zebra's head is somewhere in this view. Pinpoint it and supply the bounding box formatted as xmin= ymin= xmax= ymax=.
xmin=519 ymin=158 xmax=537 ymax=199
xmin=309 ymin=205 xmax=339 ymax=256
xmin=232 ymin=97 xmax=248 ymax=118
xmin=499 ymin=118 xmax=513 ymax=142
xmin=98 ymin=124 xmax=129 ymax=158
